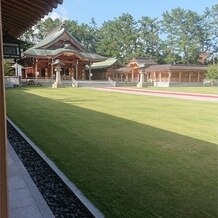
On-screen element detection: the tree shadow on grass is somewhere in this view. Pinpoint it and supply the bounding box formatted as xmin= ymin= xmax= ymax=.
xmin=6 ymin=89 xmax=218 ymax=218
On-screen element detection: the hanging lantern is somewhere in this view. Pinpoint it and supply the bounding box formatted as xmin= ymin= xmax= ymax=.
xmin=3 ymin=33 xmax=21 ymax=59
xmin=2 ymin=19 xmax=21 ymax=59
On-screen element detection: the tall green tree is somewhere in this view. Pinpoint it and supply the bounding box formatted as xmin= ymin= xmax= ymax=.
xmin=138 ymin=16 xmax=161 ymax=61
xmin=161 ymin=8 xmax=203 ymax=64
xmin=206 ymin=64 xmax=218 ymax=80
xmin=159 ymin=41 xmax=182 ymax=64
xmin=97 ymin=13 xmax=138 ymax=64
xmin=87 ymin=18 xmax=99 ymax=52
xmin=209 ymin=4 xmax=218 ymax=51
xmin=64 ymin=19 xmax=97 ymax=51
xmin=96 ymin=19 xmax=120 ymax=58
xmin=196 ymin=5 xmax=217 ymax=64
xmin=36 ymin=17 xmax=62 ymax=40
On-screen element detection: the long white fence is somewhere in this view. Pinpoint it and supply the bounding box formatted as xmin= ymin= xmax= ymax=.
xmin=5 ymin=77 xmax=218 ymax=88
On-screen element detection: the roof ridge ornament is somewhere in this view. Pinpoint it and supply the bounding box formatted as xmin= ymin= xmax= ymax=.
xmin=45 ymin=23 xmax=67 ymax=37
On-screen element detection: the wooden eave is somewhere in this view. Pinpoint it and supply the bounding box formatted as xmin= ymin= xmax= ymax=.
xmin=2 ymin=0 xmax=63 ymax=37
xmin=23 ymin=51 xmax=90 ymax=62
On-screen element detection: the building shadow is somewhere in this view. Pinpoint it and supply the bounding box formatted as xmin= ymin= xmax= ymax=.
xmin=6 ymin=88 xmax=218 ymax=218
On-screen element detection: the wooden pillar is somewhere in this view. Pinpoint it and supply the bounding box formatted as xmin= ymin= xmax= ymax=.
xmin=131 ymin=68 xmax=134 ymax=82
xmin=50 ymin=64 xmax=54 ymax=80
xmin=45 ymin=68 xmax=48 ymax=79
xmin=121 ymin=72 xmax=123 ymax=82
xmin=35 ymin=58 xmax=38 ymax=79
xmin=159 ymin=72 xmax=162 ymax=82
xmin=75 ymin=60 xmax=78 ymax=80
xmin=179 ymin=72 xmax=182 ymax=82
xmin=88 ymin=62 xmax=92 ymax=81
xmin=50 ymin=59 xmax=54 ymax=80
xmin=32 ymin=66 xmax=34 ymax=78
xmin=145 ymin=73 xmax=148 ymax=82
xmin=69 ymin=67 xmax=72 ymax=78
xmin=0 ymin=1 xmax=9 ymax=216
xmin=45 ymin=59 xmax=49 ymax=79
xmin=154 ymin=72 xmax=156 ymax=81
xmin=197 ymin=72 xmax=200 ymax=82
xmin=168 ymin=72 xmax=172 ymax=82
xmin=189 ymin=72 xmax=192 ymax=82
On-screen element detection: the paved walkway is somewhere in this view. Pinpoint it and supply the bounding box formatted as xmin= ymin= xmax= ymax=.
xmin=96 ymin=87 xmax=218 ymax=102
xmin=8 ymin=143 xmax=54 ymax=218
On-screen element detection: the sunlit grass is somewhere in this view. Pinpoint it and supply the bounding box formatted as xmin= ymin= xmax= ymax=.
xmin=6 ymin=87 xmax=218 ymax=218
xmin=138 ymin=86 xmax=218 ymax=94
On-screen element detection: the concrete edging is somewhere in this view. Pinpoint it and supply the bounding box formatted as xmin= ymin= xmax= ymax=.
xmin=7 ymin=118 xmax=104 ymax=218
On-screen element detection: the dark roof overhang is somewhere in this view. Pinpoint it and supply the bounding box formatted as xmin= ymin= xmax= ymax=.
xmin=2 ymin=0 xmax=63 ymax=38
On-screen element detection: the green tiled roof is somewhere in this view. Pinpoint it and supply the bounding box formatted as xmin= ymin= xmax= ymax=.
xmin=24 ymin=48 xmax=106 ymax=61
xmin=86 ymin=58 xmax=117 ymax=70
xmin=32 ymin=27 xmax=65 ymax=49
xmin=23 ymin=25 xmax=106 ymax=62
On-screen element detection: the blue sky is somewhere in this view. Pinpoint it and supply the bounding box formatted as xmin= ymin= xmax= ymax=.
xmin=49 ymin=0 xmax=217 ymax=25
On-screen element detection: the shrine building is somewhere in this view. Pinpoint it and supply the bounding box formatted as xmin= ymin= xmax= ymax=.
xmin=128 ymin=58 xmax=157 ymax=81
xmin=85 ymin=58 xmax=119 ymax=80
xmin=144 ymin=64 xmax=207 ymax=86
xmin=22 ymin=25 xmax=106 ymax=80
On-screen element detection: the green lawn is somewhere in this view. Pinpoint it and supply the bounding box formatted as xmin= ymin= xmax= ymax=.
xmin=147 ymin=86 xmax=218 ymax=94
xmin=128 ymin=86 xmax=218 ymax=94
xmin=6 ymin=87 xmax=218 ymax=218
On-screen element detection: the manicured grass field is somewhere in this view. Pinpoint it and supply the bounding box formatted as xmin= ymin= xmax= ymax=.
xmin=140 ymin=86 xmax=218 ymax=94
xmin=6 ymin=87 xmax=218 ymax=218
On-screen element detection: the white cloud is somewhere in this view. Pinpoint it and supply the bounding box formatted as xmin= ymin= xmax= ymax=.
xmin=47 ymin=6 xmax=70 ymax=21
